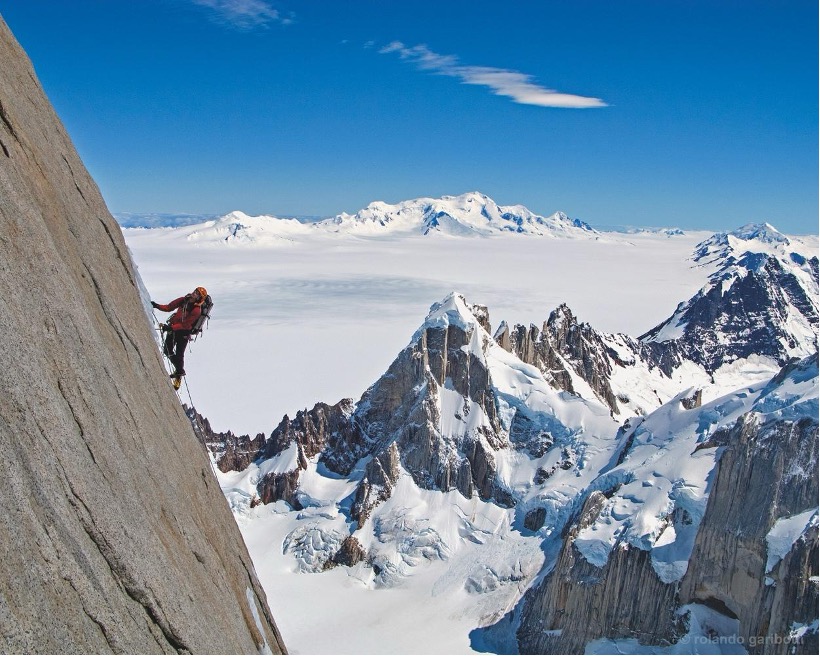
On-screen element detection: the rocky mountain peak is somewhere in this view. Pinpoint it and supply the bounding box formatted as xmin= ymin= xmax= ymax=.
xmin=692 ymin=221 xmax=806 ymax=265
xmin=193 ymin=265 xmax=817 ymax=652
xmin=418 ymin=292 xmax=492 ymax=336
xmin=546 ymin=302 xmax=578 ymax=334
xmin=641 ymin=232 xmax=818 ymax=374
xmin=497 ymin=302 xmax=621 ymax=413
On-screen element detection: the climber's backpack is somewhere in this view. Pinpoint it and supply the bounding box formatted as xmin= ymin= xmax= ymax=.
xmin=191 ymin=294 xmax=213 ymax=335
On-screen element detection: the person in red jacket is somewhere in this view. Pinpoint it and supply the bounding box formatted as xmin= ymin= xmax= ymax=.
xmin=151 ymin=286 xmax=207 ymax=378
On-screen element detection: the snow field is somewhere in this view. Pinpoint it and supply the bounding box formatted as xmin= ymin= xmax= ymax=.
xmin=125 ymin=226 xmax=714 ymax=435
xmin=125 ymin=212 xmax=818 ymax=654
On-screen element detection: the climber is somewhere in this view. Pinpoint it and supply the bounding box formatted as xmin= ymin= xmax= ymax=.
xmin=151 ymin=286 xmax=208 ymax=380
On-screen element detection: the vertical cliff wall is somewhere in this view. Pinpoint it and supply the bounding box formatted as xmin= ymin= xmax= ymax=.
xmin=0 ymin=15 xmax=286 ymax=654
xmin=515 ymin=357 xmax=818 ymax=655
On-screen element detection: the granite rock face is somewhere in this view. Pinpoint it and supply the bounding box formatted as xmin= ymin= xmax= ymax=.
xmin=680 ymin=405 xmax=819 ymax=654
xmin=517 ymin=491 xmax=681 ymax=654
xmin=515 ymin=356 xmax=819 ymax=654
xmin=497 ymin=303 xmax=621 ymax=413
xmin=0 ymin=15 xmax=285 ymax=654
xmin=349 ymin=300 xmax=508 ymax=514
xmin=230 ymin=297 xmax=513 ymax=524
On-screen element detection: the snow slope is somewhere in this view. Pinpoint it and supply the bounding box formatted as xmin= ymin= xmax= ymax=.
xmin=211 ymin=302 xmax=817 ymax=654
xmin=321 ymin=191 xmax=600 ymax=238
xmin=575 ymin=354 xmax=819 ymax=583
xmin=123 ymin=205 xmax=818 ymax=654
xmin=213 ymin=292 xmax=623 ymax=653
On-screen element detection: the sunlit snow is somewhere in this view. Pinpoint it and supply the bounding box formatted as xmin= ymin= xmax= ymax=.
xmin=123 ymin=203 xmax=818 ymax=655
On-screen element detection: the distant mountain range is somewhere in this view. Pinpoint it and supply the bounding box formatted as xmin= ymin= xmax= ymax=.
xmin=118 ymin=192 xmax=616 ymax=240
xmin=192 ymin=220 xmax=819 ymax=653
xmin=320 ymin=192 xmax=599 ymax=237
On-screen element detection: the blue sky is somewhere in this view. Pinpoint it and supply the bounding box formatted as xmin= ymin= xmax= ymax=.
xmin=1 ymin=0 xmax=817 ymax=233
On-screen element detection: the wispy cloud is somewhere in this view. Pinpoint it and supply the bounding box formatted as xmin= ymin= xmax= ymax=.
xmin=191 ymin=0 xmax=292 ymax=30
xmin=379 ymin=41 xmax=607 ymax=109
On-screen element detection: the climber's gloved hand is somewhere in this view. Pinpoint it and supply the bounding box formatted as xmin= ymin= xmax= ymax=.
xmin=151 ymin=301 xmax=160 ymax=309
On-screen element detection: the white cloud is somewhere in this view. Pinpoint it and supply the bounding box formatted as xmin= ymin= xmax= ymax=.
xmin=378 ymin=41 xmax=607 ymax=109
xmin=191 ymin=0 xmax=291 ymax=30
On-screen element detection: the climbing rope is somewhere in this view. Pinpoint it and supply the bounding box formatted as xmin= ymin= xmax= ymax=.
xmin=180 ymin=373 xmax=221 ymax=477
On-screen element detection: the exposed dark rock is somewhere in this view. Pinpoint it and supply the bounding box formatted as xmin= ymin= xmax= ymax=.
xmin=469 ymin=302 xmax=492 ymax=334
xmin=264 ymin=399 xmax=358 ymax=467
xmin=515 ymin=358 xmax=819 ymax=654
xmin=500 ymin=304 xmax=621 ymax=413
xmin=641 ymin=252 xmax=818 ymax=376
xmin=329 ymin=535 xmax=367 ymax=568
xmin=680 ymin=403 xmax=819 ymax=653
xmin=258 ymin=469 xmax=303 ymax=509
xmin=351 ymin=443 xmax=400 ymax=526
xmin=237 ymin=296 xmax=517 ymax=520
xmin=517 ymin=491 xmax=680 ymax=654
xmin=523 ymin=507 xmax=547 ymax=531
xmin=185 ymin=404 xmax=266 ymax=472
xmin=680 ymin=389 xmax=703 ymax=410
xmin=345 ymin=307 xmax=509 ymax=510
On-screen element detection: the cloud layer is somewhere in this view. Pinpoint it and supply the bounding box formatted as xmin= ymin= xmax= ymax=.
xmin=379 ymin=41 xmax=607 ymax=109
xmin=192 ymin=0 xmax=290 ymax=30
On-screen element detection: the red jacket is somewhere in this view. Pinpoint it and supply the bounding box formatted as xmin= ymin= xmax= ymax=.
xmin=156 ymin=296 xmax=202 ymax=331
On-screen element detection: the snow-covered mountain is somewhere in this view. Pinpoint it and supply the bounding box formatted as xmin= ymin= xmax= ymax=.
xmin=322 ymin=191 xmax=599 ymax=238
xmin=495 ymin=223 xmax=818 ymax=418
xmin=187 ymin=220 xmax=817 ymax=653
xmin=516 ymin=354 xmax=818 ymax=654
xmin=641 ymin=222 xmax=818 ymax=373
xmin=183 ymin=210 xmax=311 ymax=244
xmin=191 ymin=217 xmax=818 ymax=653
xmin=691 ymin=222 xmax=800 ymax=264
xmin=202 ymin=292 xmax=619 ymax=523
xmin=155 ymin=192 xmax=601 ymax=244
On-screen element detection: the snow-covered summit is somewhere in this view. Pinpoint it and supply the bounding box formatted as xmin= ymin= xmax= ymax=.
xmin=411 ymin=292 xmax=491 ymax=343
xmin=183 ymin=210 xmax=310 ymax=244
xmin=145 ymin=193 xmax=599 ymax=244
xmin=320 ymin=191 xmax=598 ymax=238
xmin=692 ymin=222 xmax=813 ymax=265
xmin=640 ymin=222 xmax=818 ymax=375
xmin=731 ymin=222 xmax=791 ymax=244
xmin=196 ymin=282 xmax=818 ymax=653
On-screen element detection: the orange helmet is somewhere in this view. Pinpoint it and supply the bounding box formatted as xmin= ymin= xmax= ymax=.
xmin=194 ymin=286 xmax=208 ymax=304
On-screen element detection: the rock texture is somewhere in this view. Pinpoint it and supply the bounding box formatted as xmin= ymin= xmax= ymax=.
xmin=680 ymin=408 xmax=819 ymax=654
xmin=240 ymin=296 xmax=515 ymax=526
xmin=187 ymin=405 xmax=267 ymax=473
xmin=189 ymin=221 xmax=816 ymax=656
xmin=641 ymin=228 xmax=818 ymax=376
xmin=517 ymin=492 xmax=681 ymax=654
xmin=515 ymin=357 xmax=818 ymax=654
xmin=188 ymin=235 xmax=815 ymax=655
xmin=495 ymin=225 xmax=818 ymax=421
xmin=0 ymin=15 xmax=285 ymax=654
xmin=497 ymin=304 xmax=621 ymax=413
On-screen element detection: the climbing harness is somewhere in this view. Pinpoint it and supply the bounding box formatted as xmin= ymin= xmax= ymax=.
xmin=152 ymin=308 xmax=208 ymax=438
